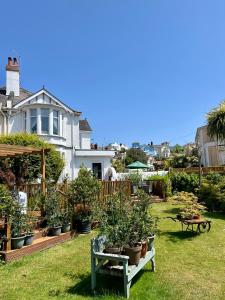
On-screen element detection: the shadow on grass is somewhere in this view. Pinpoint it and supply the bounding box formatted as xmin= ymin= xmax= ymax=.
xmin=65 ymin=268 xmax=152 ymax=298
xmin=162 ymin=207 xmax=180 ymax=215
xmin=161 ymin=230 xmax=197 ymax=242
xmin=204 ymin=211 xmax=225 ymax=221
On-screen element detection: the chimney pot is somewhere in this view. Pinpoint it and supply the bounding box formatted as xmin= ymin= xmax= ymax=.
xmin=13 ymin=57 xmax=18 ymax=66
xmin=8 ymin=57 xmax=12 ymax=66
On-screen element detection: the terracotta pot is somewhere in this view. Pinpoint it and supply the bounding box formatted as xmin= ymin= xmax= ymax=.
xmin=124 ymin=243 xmax=142 ymax=265
xmin=193 ymin=215 xmax=200 ymax=219
xmin=105 ymin=246 xmax=122 ymax=266
xmin=141 ymin=240 xmax=148 ymax=258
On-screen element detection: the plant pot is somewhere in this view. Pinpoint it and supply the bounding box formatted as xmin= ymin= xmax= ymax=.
xmin=124 ymin=243 xmax=142 ymax=265
xmin=49 ymin=226 xmax=62 ymax=236
xmin=77 ymin=220 xmax=91 ymax=234
xmin=24 ymin=233 xmax=34 ymax=246
xmin=132 ymin=185 xmax=138 ymax=194
xmin=105 ymin=246 xmax=122 ymax=266
xmin=11 ymin=235 xmax=25 ymax=249
xmin=193 ymin=215 xmax=200 ymax=220
xmin=62 ymin=223 xmax=71 ymax=233
xmin=141 ymin=240 xmax=148 ymax=258
xmin=148 ymin=235 xmax=155 ymax=251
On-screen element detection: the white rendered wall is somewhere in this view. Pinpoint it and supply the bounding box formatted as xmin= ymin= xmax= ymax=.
xmin=80 ymin=131 xmax=91 ymax=149
xmin=6 ymin=70 xmax=20 ymax=96
xmin=74 ymin=156 xmax=112 ymax=178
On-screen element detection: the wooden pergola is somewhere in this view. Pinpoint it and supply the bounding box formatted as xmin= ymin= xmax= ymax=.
xmin=0 ymin=144 xmax=50 ymax=252
xmin=0 ymin=144 xmax=50 ymax=194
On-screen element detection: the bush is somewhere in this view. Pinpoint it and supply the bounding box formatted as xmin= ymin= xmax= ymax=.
xmin=199 ymin=180 xmax=225 ymax=212
xmin=0 ymin=133 xmax=64 ymax=182
xmin=170 ymin=172 xmax=199 ymax=193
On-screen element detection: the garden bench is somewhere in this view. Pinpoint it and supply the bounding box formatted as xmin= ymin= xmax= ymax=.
xmin=91 ymin=236 xmax=155 ymax=298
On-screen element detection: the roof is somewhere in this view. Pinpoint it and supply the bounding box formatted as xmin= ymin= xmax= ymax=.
xmin=0 ymin=87 xmax=32 ymax=106
xmin=79 ymin=119 xmax=92 ymax=131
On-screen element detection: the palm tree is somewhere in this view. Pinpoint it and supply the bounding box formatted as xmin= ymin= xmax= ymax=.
xmin=207 ymin=101 xmax=225 ymax=141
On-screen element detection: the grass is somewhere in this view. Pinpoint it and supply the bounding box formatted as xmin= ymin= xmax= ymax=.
xmin=0 ymin=202 xmax=225 ymax=300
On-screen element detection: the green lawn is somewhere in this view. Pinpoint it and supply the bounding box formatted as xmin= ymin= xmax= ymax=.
xmin=0 ymin=202 xmax=225 ymax=300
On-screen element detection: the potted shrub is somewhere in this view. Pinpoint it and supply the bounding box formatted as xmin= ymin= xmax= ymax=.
xmin=124 ymin=190 xmax=157 ymax=264
xmin=69 ymin=167 xmax=101 ymax=234
xmin=127 ymin=172 xmax=142 ymax=194
xmin=45 ymin=187 xmax=62 ymax=236
xmin=61 ymin=207 xmax=72 ymax=233
xmin=11 ymin=202 xmax=26 ymax=249
xmin=24 ymin=214 xmax=36 ymax=246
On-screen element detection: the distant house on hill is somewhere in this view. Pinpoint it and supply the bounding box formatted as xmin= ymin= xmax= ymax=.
xmin=0 ymin=57 xmax=114 ymax=180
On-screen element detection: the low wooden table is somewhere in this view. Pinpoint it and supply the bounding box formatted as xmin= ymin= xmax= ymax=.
xmin=182 ymin=219 xmax=211 ymax=233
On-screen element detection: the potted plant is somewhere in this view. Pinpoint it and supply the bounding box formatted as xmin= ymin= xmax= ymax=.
xmin=45 ymin=187 xmax=62 ymax=236
xmin=61 ymin=207 xmax=72 ymax=233
xmin=11 ymin=202 xmax=26 ymax=249
xmin=24 ymin=214 xmax=36 ymax=246
xmin=69 ymin=167 xmax=101 ymax=234
xmin=127 ymin=172 xmax=142 ymax=194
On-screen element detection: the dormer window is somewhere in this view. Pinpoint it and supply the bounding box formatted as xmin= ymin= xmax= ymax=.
xmin=30 ymin=109 xmax=37 ymax=133
xmin=53 ymin=110 xmax=59 ymax=135
xmin=41 ymin=108 xmax=49 ymax=134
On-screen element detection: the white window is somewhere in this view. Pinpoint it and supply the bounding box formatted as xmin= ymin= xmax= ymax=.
xmin=24 ymin=111 xmax=27 ymax=132
xmin=53 ymin=110 xmax=59 ymax=135
xmin=41 ymin=108 xmax=49 ymax=134
xmin=30 ymin=109 xmax=37 ymax=133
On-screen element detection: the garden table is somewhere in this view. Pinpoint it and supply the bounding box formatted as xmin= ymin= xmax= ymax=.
xmin=91 ymin=236 xmax=155 ymax=298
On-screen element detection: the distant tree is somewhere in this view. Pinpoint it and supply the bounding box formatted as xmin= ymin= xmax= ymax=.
xmin=171 ymin=144 xmax=184 ymax=154
xmin=125 ymin=148 xmax=148 ymax=166
xmin=207 ymin=101 xmax=225 ymax=142
xmin=112 ymin=159 xmax=125 ymax=173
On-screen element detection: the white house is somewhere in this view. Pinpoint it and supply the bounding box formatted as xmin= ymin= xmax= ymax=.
xmin=0 ymin=57 xmax=114 ymax=180
xmin=195 ymin=125 xmax=225 ymax=166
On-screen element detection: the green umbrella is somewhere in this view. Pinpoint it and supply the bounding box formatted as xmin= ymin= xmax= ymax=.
xmin=127 ymin=161 xmax=149 ymax=169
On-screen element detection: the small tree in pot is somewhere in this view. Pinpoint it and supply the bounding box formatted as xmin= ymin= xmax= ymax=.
xmin=45 ymin=187 xmax=62 ymax=236
xmin=69 ymin=167 xmax=101 ymax=234
xmin=23 ymin=214 xmax=36 ymax=246
xmin=11 ymin=202 xmax=26 ymax=249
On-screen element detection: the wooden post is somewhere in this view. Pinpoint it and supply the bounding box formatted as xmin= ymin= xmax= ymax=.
xmin=4 ymin=217 xmax=11 ymax=251
xmin=41 ymin=148 xmax=46 ymax=196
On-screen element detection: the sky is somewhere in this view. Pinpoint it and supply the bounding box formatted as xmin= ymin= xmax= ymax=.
xmin=1 ymin=0 xmax=225 ymax=147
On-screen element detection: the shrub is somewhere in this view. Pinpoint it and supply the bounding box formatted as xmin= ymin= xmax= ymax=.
xmin=170 ymin=172 xmax=199 ymax=193
xmin=68 ymin=166 xmax=102 ymax=222
xmin=0 ymin=133 xmax=64 ymax=182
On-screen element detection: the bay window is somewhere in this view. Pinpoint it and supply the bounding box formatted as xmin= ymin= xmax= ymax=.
xmin=30 ymin=109 xmax=37 ymax=133
xmin=53 ymin=110 xmax=59 ymax=135
xmin=41 ymin=108 xmax=49 ymax=134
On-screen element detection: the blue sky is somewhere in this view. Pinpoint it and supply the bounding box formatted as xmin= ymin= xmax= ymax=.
xmin=1 ymin=0 xmax=225 ymax=146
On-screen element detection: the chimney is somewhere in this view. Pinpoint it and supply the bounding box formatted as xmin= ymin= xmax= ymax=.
xmin=6 ymin=56 xmax=20 ymax=97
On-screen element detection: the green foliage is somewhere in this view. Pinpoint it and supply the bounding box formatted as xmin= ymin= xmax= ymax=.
xmin=126 ymin=172 xmax=142 ymax=185
xmin=0 ymin=185 xmax=15 ymax=220
xmin=98 ymin=190 xmax=157 ymax=248
xmin=45 ymin=187 xmax=62 ymax=227
xmin=69 ymin=166 xmax=102 ymax=222
xmin=169 ymin=192 xmax=206 ymax=220
xmin=198 ymin=176 xmax=225 ymax=212
xmin=0 ymin=133 xmax=64 ymax=182
xmin=125 ymin=148 xmax=148 ymax=165
xmin=171 ymin=144 xmax=184 ymax=154
xmin=111 ymin=158 xmax=125 ymax=172
xmin=207 ymin=100 xmax=225 ymax=141
xmin=11 ymin=202 xmax=27 ymax=237
xmin=170 ymin=172 xmax=199 ymax=193
xmin=168 ymin=154 xmax=199 ymax=168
